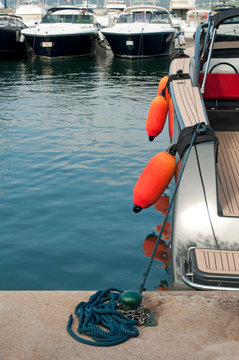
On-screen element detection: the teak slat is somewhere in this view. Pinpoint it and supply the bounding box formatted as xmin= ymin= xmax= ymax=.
xmin=195 ymin=248 xmax=239 ymax=275
xmin=217 ymin=132 xmax=239 ymax=217
xmin=171 ymin=57 xmax=207 ymax=127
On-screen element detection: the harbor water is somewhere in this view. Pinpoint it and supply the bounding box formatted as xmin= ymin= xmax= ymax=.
xmin=0 ymin=51 xmax=173 ymax=291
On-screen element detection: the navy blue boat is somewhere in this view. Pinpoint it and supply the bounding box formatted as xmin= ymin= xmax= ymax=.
xmin=101 ymin=5 xmax=176 ymax=58
xmin=21 ymin=6 xmax=98 ymax=58
xmin=0 ymin=13 xmax=30 ymax=58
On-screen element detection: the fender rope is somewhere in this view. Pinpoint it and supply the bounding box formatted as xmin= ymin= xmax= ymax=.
xmin=67 ymin=288 xmax=139 ymax=346
xmin=138 ymin=122 xmax=207 ymax=293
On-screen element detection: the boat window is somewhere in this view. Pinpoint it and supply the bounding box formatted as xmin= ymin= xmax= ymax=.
xmin=133 ymin=13 xmax=151 ymax=23
xmin=150 ymin=13 xmax=170 ymax=24
xmin=213 ymin=19 xmax=239 ymax=57
xmin=117 ymin=11 xmax=170 ymax=24
xmin=0 ymin=15 xmax=25 ymax=27
xmin=42 ymin=15 xmax=61 ymax=23
xmin=41 ymin=14 xmax=93 ymax=24
xmin=73 ymin=15 xmax=94 ymax=24
xmin=117 ymin=14 xmax=132 ymax=23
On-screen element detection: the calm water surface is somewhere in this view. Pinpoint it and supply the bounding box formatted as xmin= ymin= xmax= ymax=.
xmin=0 ymin=51 xmax=172 ymax=291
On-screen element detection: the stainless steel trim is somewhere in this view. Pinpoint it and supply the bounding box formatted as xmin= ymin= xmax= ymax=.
xmin=181 ymin=262 xmax=239 ymax=291
xmin=201 ymin=28 xmax=217 ymax=94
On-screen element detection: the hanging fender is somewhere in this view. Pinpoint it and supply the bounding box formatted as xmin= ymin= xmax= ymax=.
xmin=145 ymin=95 xmax=169 ymax=141
xmin=97 ymin=29 xmax=105 ymax=42
xmin=157 ymin=76 xmax=170 ymax=100
xmin=133 ymin=148 xmax=176 ymax=213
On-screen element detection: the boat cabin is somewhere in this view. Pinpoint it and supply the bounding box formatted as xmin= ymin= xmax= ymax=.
xmin=41 ymin=7 xmax=94 ymax=24
xmin=117 ymin=5 xmax=173 ymax=25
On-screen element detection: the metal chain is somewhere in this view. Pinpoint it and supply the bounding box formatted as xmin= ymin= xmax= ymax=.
xmin=117 ymin=304 xmax=150 ymax=325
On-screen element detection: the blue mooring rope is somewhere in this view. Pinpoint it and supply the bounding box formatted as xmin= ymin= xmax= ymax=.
xmin=67 ymin=123 xmax=207 ymax=346
xmin=67 ymin=288 xmax=139 ymax=346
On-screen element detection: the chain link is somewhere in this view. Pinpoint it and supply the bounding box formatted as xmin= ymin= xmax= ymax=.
xmin=117 ymin=304 xmax=150 ymax=325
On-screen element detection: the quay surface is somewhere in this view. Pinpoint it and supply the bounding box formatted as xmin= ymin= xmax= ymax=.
xmin=0 ymin=291 xmax=239 ymax=359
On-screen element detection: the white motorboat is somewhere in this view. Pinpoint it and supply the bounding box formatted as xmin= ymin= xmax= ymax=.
xmin=169 ymin=1 xmax=210 ymax=39
xmin=95 ymin=0 xmax=126 ymax=28
xmin=180 ymin=8 xmax=210 ymax=39
xmin=132 ymin=7 xmax=239 ymax=291
xmin=21 ymin=5 xmax=98 ymax=58
xmin=100 ymin=5 xmax=176 ymax=58
xmin=168 ymin=7 xmax=239 ymax=290
xmin=15 ymin=0 xmax=48 ymax=27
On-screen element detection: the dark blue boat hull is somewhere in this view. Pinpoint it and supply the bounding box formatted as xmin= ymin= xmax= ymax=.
xmin=0 ymin=27 xmax=30 ymax=59
xmin=102 ymin=32 xmax=175 ymax=58
xmin=24 ymin=33 xmax=96 ymax=58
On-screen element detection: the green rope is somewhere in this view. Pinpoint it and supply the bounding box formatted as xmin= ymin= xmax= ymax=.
xmin=67 ymin=288 xmax=139 ymax=346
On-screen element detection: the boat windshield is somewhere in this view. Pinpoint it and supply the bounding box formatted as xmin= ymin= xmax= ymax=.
xmin=117 ymin=11 xmax=171 ymax=24
xmin=199 ymin=14 xmax=239 ymax=71
xmin=213 ymin=16 xmax=239 ymax=55
xmin=0 ymin=15 xmax=25 ymax=27
xmin=41 ymin=14 xmax=94 ymax=24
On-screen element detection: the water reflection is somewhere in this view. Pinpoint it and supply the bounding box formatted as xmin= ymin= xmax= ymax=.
xmin=0 ymin=50 xmax=173 ymax=290
xmin=142 ymin=195 xmax=172 ymax=290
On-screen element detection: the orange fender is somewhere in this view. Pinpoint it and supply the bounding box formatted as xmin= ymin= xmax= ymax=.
xmin=133 ymin=151 xmax=176 ymax=212
xmin=146 ymin=95 xmax=169 ymax=141
xmin=157 ymin=75 xmax=169 ymax=100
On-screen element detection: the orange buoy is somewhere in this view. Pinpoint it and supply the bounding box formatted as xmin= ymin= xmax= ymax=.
xmin=157 ymin=76 xmax=169 ymax=99
xmin=133 ymin=150 xmax=176 ymax=213
xmin=168 ymin=97 xmax=174 ymax=140
xmin=146 ymin=95 xmax=169 ymax=141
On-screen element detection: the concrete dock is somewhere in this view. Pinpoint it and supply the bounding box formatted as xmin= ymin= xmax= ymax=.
xmin=0 ymin=291 xmax=239 ymax=359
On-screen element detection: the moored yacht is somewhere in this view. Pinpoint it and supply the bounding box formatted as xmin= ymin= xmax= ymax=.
xmin=15 ymin=0 xmax=48 ymax=27
xmin=100 ymin=5 xmax=176 ymax=58
xmin=132 ymin=7 xmax=239 ymax=292
xmin=0 ymin=13 xmax=31 ymax=58
xmin=168 ymin=7 xmax=239 ymax=290
xmin=21 ymin=6 xmax=98 ymax=58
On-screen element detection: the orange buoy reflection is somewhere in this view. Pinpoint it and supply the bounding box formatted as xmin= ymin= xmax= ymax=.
xmin=156 ymin=221 xmax=171 ymax=242
xmin=154 ymin=195 xmax=170 ymax=215
xmin=156 ymin=280 xmax=171 ymax=291
xmin=143 ymin=231 xmax=171 ymax=265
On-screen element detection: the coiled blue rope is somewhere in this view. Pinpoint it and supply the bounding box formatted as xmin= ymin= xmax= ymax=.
xmin=67 ymin=288 xmax=139 ymax=346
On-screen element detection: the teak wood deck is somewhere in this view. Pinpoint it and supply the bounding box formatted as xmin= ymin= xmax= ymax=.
xmin=217 ymin=132 xmax=239 ymax=217
xmin=170 ymin=56 xmax=207 ymax=127
xmin=195 ymin=248 xmax=239 ymax=275
xmin=171 ymin=53 xmax=239 ymax=217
